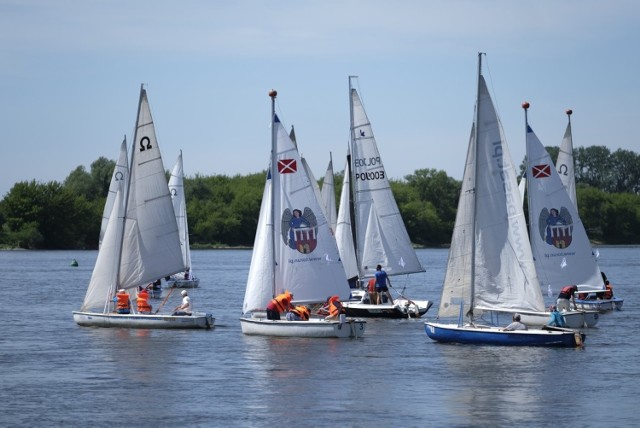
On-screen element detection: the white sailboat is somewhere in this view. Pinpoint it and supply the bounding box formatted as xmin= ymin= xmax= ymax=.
xmin=320 ymin=154 xmax=338 ymax=233
xmin=239 ymin=90 xmax=366 ymax=338
xmin=335 ymin=155 xmax=360 ymax=288
xmin=425 ymin=54 xmax=584 ymax=347
xmin=528 ymin=107 xmax=622 ymax=312
xmin=167 ymin=151 xmax=200 ymax=288
xmin=99 ymin=137 xmax=128 ymax=248
xmin=73 ymin=86 xmax=213 ymax=329
xmin=340 ymin=76 xmax=431 ymax=318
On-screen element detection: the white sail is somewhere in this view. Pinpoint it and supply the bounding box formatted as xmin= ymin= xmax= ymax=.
xmin=118 ymin=87 xmax=184 ymax=290
xmin=556 ymin=111 xmax=578 ymax=209
xmin=168 ymin=151 xmax=191 ymax=272
xmin=82 ymin=187 xmax=125 ymax=311
xmin=243 ymin=114 xmax=351 ymax=311
xmin=349 ymin=82 xmax=424 ymax=278
xmin=243 ymin=170 xmax=274 ymax=313
xmin=272 ymin=115 xmax=351 ymax=303
xmin=335 ymin=157 xmax=359 ymax=281
xmin=320 ymin=155 xmax=338 ymax=233
xmin=99 ymin=138 xmax=128 ymax=248
xmin=438 ymin=75 xmax=544 ymax=318
xmin=518 ymin=174 xmax=526 ymax=205
xmin=525 ymin=117 xmax=602 ymax=290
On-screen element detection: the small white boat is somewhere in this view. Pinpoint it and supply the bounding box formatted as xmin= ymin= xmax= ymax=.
xmin=342 ymin=298 xmax=432 ymax=319
xmin=336 ymin=77 xmax=430 ymax=317
xmin=239 ymin=90 xmax=365 ymax=338
xmin=72 ymin=86 xmax=213 ymax=330
xmin=527 ymin=108 xmax=623 ymax=311
xmin=167 ymin=151 xmax=200 ymax=289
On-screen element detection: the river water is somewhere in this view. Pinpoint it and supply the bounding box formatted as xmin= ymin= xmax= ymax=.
xmin=0 ymin=247 xmax=638 ymax=427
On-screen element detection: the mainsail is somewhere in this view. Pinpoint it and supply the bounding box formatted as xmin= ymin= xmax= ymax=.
xmin=349 ymin=78 xmax=424 ymax=278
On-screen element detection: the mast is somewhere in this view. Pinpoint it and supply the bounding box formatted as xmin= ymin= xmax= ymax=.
xmin=269 ymin=89 xmax=278 ymax=299
xmin=348 ymin=75 xmax=363 ymax=280
xmin=469 ymin=53 xmax=484 ymax=317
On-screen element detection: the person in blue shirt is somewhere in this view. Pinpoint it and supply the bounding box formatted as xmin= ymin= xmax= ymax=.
xmin=374 ymin=264 xmax=393 ymax=305
xmin=547 ymin=305 xmax=566 ymax=327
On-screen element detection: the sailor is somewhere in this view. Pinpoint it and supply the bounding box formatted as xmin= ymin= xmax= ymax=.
xmin=266 ymin=291 xmax=293 ymax=320
xmin=172 ymin=290 xmax=192 ymax=316
xmin=136 ymin=289 xmax=153 ymax=314
xmin=115 ymin=289 xmax=131 ymax=314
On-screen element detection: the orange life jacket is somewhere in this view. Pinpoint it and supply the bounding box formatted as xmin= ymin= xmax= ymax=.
xmin=604 ymin=284 xmax=613 ymax=299
xmin=329 ymin=296 xmax=345 ymax=317
xmin=291 ymin=305 xmax=310 ymax=320
xmin=271 ymin=293 xmax=292 ymax=312
xmin=368 ymin=278 xmax=376 ymax=293
xmin=116 ymin=292 xmax=130 ymax=310
xmin=137 ymin=293 xmax=152 ymax=312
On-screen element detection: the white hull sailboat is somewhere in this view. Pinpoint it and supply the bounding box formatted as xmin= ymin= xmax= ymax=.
xmin=554 ymin=110 xmax=623 ymax=312
xmin=425 ymin=54 xmax=584 ymax=347
xmin=339 ymin=77 xmax=431 ymax=318
xmin=72 ymin=86 xmax=213 ymax=330
xmin=524 ymin=104 xmax=611 ymax=321
xmin=167 ymin=151 xmax=200 ymax=289
xmin=239 ymin=90 xmax=365 ymax=338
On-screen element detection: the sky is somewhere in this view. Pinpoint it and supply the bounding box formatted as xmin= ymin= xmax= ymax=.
xmin=1 ymin=0 xmax=639 ymax=198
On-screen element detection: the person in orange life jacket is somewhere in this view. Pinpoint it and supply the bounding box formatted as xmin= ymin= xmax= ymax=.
xmin=362 ymin=277 xmax=378 ymax=305
xmin=172 ymin=290 xmax=192 ymax=316
xmin=136 ymin=289 xmax=153 ymax=314
xmin=114 ymin=289 xmax=131 ymax=314
xmin=286 ymin=305 xmax=310 ymax=321
xmin=556 ymin=285 xmax=578 ymax=311
xmin=374 ymin=264 xmax=393 ymax=305
xmin=603 ymin=281 xmax=614 ymax=299
xmin=324 ymin=295 xmax=346 ymax=320
xmin=266 ymin=291 xmax=294 ymax=320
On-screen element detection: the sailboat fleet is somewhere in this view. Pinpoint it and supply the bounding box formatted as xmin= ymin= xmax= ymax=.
xmin=73 ymin=55 xmax=623 ymax=344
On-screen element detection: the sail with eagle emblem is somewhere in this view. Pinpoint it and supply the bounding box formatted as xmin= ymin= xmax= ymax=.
xmin=243 ymin=113 xmax=351 ymax=312
xmin=525 ymin=118 xmax=602 ymax=291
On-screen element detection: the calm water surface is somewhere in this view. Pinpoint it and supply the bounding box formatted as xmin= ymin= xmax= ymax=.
xmin=1 ymin=247 xmax=639 ymax=427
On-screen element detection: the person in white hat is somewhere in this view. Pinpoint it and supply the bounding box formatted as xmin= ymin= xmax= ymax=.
xmin=172 ymin=289 xmax=192 ymax=316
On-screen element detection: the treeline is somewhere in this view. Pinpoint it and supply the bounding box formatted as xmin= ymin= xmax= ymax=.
xmin=1 ymin=146 xmax=639 ymax=249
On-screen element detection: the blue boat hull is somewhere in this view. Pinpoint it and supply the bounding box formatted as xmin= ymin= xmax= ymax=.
xmin=424 ymin=322 xmax=584 ymax=347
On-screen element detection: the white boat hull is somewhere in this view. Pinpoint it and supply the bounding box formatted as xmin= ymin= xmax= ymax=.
xmin=343 ymin=299 xmax=432 ymax=318
xmin=476 ymin=307 xmax=599 ymax=328
xmin=575 ymin=297 xmax=623 ymax=313
xmin=167 ymin=277 xmax=200 ymax=288
xmin=240 ymin=314 xmax=365 ymax=338
xmin=72 ymin=311 xmax=214 ymax=329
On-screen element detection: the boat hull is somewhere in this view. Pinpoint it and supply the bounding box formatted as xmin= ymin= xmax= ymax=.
xmin=167 ymin=277 xmax=200 ymax=288
xmin=424 ymin=322 xmax=584 ymax=347
xmin=240 ymin=315 xmax=365 ymax=338
xmin=476 ymin=307 xmax=599 ymax=328
xmin=72 ymin=311 xmax=214 ymax=329
xmin=575 ymin=297 xmax=623 ymax=313
xmin=343 ymin=299 xmax=432 ymax=319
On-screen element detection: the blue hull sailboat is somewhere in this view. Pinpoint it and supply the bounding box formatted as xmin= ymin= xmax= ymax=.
xmin=424 ymin=54 xmax=584 ymax=347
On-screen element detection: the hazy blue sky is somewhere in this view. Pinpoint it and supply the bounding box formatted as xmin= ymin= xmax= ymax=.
xmin=1 ymin=0 xmax=638 ymax=197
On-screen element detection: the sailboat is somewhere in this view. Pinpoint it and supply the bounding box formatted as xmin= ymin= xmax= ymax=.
xmin=529 ymin=107 xmax=622 ymax=312
xmin=339 ymin=76 xmax=431 ymax=318
xmin=99 ymin=137 xmax=129 ymax=248
xmin=73 ymin=86 xmax=213 ymax=329
xmin=425 ymin=54 xmax=584 ymax=347
xmin=320 ymin=154 xmax=338 ymax=233
xmin=166 ymin=151 xmax=200 ymax=288
xmin=239 ymin=90 xmax=366 ymax=338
